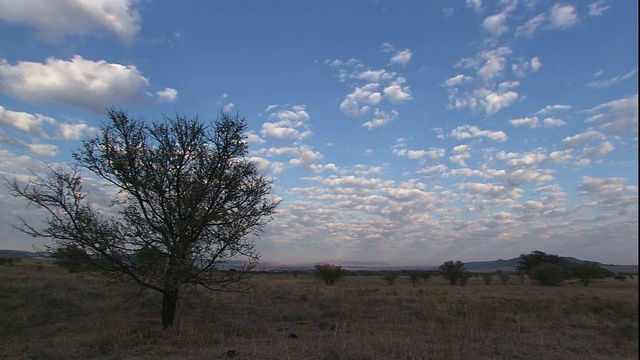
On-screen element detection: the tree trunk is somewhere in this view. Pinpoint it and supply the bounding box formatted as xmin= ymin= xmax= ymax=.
xmin=161 ymin=288 xmax=179 ymax=328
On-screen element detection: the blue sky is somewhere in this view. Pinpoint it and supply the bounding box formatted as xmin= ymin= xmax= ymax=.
xmin=0 ymin=0 xmax=637 ymax=265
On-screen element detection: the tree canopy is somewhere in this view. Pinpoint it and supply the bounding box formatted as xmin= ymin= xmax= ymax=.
xmin=6 ymin=109 xmax=279 ymax=328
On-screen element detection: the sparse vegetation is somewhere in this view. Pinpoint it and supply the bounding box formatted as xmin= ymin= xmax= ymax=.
xmin=382 ymin=272 xmax=399 ymax=285
xmin=569 ymin=263 xmax=614 ymax=286
xmin=482 ymin=273 xmax=493 ymax=285
xmin=4 ymin=110 xmax=278 ymax=328
xmin=497 ymin=270 xmax=511 ymax=286
xmin=529 ymin=263 xmax=565 ymax=286
xmin=408 ymin=271 xmax=422 ymax=286
xmin=313 ymin=263 xmax=346 ymax=285
xmin=0 ymin=261 xmax=637 ymax=359
xmin=439 ymin=260 xmax=467 ymax=286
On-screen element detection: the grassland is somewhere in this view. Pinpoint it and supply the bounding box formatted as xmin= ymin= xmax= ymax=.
xmin=0 ymin=261 xmax=637 ymax=359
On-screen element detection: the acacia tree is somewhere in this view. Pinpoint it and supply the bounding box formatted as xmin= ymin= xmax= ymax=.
xmin=439 ymin=260 xmax=467 ymax=286
xmin=5 ymin=109 xmax=279 ymax=328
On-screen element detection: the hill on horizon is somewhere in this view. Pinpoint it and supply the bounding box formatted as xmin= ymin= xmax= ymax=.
xmin=1 ymin=250 xmax=637 ymax=273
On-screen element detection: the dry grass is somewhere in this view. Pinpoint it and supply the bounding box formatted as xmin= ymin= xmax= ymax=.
xmin=0 ymin=261 xmax=637 ymax=359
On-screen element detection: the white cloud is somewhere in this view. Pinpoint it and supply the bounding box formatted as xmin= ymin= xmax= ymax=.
xmin=587 ymin=69 xmax=637 ymax=88
xmin=588 ymin=1 xmax=610 ymax=17
xmin=362 ymin=109 xmax=398 ymax=130
xmin=481 ymin=89 xmax=519 ymax=115
xmin=549 ymin=4 xmax=578 ymax=29
xmin=0 ymin=129 xmax=58 ymax=156
xmin=0 ymin=56 xmax=156 ymax=111
xmin=477 ymin=47 xmax=512 ymax=82
xmin=155 ymin=87 xmax=178 ymax=103
xmin=542 ymin=117 xmax=566 ymax=127
xmin=509 ymin=116 xmax=539 ymax=128
xmin=383 ymin=77 xmax=412 ymax=104
xmin=444 ymin=74 xmax=473 ymax=87
xmin=57 ymin=122 xmax=99 ymax=140
xmin=450 ymin=125 xmax=508 ymax=142
xmin=340 ymin=83 xmax=382 ymax=117
xmin=482 ymin=12 xmax=509 ymax=37
xmin=389 ymin=49 xmax=413 ymax=66
xmin=261 ymin=105 xmax=312 ymax=141
xmin=466 ymin=0 xmax=482 ymax=13
xmin=536 ymin=104 xmax=572 ymax=115
xmin=223 ymin=102 xmax=235 ymax=113
xmin=584 ymin=94 xmax=638 ymax=133
xmin=563 ymin=130 xmax=606 ymax=147
xmin=516 ymin=4 xmax=578 ymax=38
xmin=516 ymin=13 xmax=546 ymax=38
xmin=0 ymin=106 xmax=56 ymax=137
xmin=0 ymin=0 xmax=141 ymax=42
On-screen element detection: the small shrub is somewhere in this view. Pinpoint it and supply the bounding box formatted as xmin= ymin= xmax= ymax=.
xmin=458 ymin=271 xmax=472 ymax=286
xmin=497 ymin=270 xmax=510 ymax=285
xmin=382 ymin=272 xmax=399 ymax=285
xmin=313 ymin=263 xmax=346 ymax=286
xmin=35 ymin=262 xmax=44 ymax=271
xmin=439 ymin=260 xmax=466 ymax=286
xmin=408 ymin=271 xmax=422 ymax=286
xmin=420 ymin=271 xmax=431 ymax=281
xmin=529 ymin=263 xmax=564 ymax=286
xmin=482 ymin=273 xmax=493 ymax=285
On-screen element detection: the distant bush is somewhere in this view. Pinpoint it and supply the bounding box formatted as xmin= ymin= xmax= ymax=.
xmin=382 ymin=272 xmax=399 ymax=285
xmin=313 ymin=263 xmax=346 ymax=286
xmin=529 ymin=263 xmax=564 ymax=286
xmin=458 ymin=271 xmax=472 ymax=286
xmin=482 ymin=273 xmax=493 ymax=285
xmin=439 ymin=260 xmax=467 ymax=286
xmin=496 ymin=270 xmax=510 ymax=286
xmin=408 ymin=271 xmax=422 ymax=286
xmin=569 ymin=263 xmax=613 ymax=286
xmin=420 ymin=271 xmax=432 ymax=281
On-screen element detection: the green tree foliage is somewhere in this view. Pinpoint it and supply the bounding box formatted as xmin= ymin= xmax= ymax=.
xmin=5 ymin=109 xmax=278 ymax=328
xmin=52 ymin=245 xmax=94 ymax=273
xmin=313 ymin=263 xmax=346 ymax=286
xmin=516 ymin=251 xmax=569 ymax=275
xmin=482 ymin=273 xmax=493 ymax=285
xmin=382 ymin=272 xmax=399 ymax=285
xmin=570 ymin=263 xmax=613 ymax=286
xmin=439 ymin=260 xmax=467 ymax=286
xmin=408 ymin=271 xmax=422 ymax=286
xmin=529 ymin=263 xmax=565 ymax=286
xmin=496 ymin=270 xmax=511 ymax=286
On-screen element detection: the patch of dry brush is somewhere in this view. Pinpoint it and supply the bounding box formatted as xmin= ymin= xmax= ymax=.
xmin=1 ymin=262 xmax=637 ymax=359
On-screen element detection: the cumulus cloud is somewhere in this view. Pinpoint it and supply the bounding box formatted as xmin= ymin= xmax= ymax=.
xmin=536 ymin=104 xmax=572 ymax=115
xmin=549 ymin=4 xmax=578 ymax=28
xmin=0 ymin=55 xmax=170 ymax=111
xmin=588 ymin=0 xmax=610 ymax=17
xmin=383 ymin=77 xmax=412 ymax=104
xmin=331 ymin=49 xmax=413 ymax=128
xmin=261 ymin=105 xmax=312 ymax=141
xmin=340 ymin=83 xmax=382 ymax=117
xmin=542 ymin=117 xmax=566 ymax=127
xmin=509 ymin=116 xmax=539 ymax=128
xmin=587 ymin=69 xmax=637 ymax=88
xmin=389 ymin=49 xmax=413 ymax=66
xmin=444 ymin=74 xmax=473 ymax=87
xmin=363 ymin=109 xmax=398 ymax=130
xmin=584 ymin=94 xmax=638 ymax=133
xmin=450 ymin=125 xmax=508 ymax=142
xmin=0 ymin=106 xmax=56 ymax=137
xmin=0 ymin=0 xmax=141 ymax=42
xmin=516 ymin=4 xmax=578 ymax=38
xmin=57 ymin=121 xmax=99 ymax=140
xmin=0 ymin=129 xmax=58 ymax=156
xmin=563 ymin=130 xmax=606 ymax=147
xmin=466 ymin=0 xmax=482 ymax=13
xmin=155 ymin=87 xmax=178 ymax=103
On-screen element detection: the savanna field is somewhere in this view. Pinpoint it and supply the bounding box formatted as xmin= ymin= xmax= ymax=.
xmin=0 ymin=260 xmax=637 ymax=360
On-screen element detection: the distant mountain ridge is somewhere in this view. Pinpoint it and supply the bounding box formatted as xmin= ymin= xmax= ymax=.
xmin=1 ymin=250 xmax=637 ymax=273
